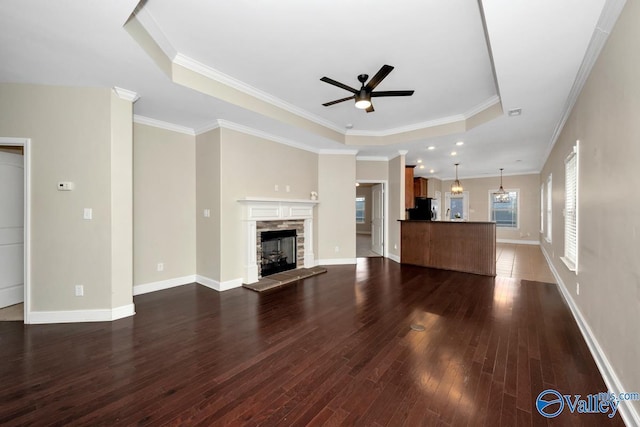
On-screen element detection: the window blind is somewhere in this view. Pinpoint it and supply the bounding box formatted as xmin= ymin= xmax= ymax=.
xmin=563 ymin=144 xmax=578 ymax=270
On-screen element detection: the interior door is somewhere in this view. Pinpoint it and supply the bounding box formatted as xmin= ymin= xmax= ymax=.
xmin=371 ymin=184 xmax=384 ymax=255
xmin=0 ymin=150 xmax=24 ymax=308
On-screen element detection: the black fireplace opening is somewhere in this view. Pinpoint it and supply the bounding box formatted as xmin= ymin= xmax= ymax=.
xmin=260 ymin=229 xmax=297 ymax=277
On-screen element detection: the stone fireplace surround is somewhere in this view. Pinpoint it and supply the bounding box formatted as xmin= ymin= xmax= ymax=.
xmin=238 ymin=197 xmax=318 ymax=284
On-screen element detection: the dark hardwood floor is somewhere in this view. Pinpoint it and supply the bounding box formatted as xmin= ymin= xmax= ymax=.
xmin=0 ymin=259 xmax=624 ymax=426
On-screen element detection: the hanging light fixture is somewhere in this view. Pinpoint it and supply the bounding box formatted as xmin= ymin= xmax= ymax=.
xmin=493 ymin=168 xmax=511 ymax=203
xmin=451 ymin=163 xmax=463 ymax=195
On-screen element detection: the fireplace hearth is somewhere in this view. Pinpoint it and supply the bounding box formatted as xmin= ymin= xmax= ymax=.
xmin=260 ymin=229 xmax=297 ymax=277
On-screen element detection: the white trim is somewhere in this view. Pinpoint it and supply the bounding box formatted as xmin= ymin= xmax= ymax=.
xmin=194 ymin=120 xmax=221 ymax=135
xmin=173 ymin=53 xmax=345 ymax=134
xmin=488 ymin=188 xmax=520 ymax=229
xmin=0 ymin=137 xmax=31 ymax=324
xmin=134 ymin=115 xmax=196 ymax=136
xmin=316 ymin=258 xmax=357 ymax=266
xmin=133 ymin=275 xmax=197 ymax=296
xmin=218 ymin=119 xmax=322 ymax=154
xmin=132 ymin=6 xmax=177 ymax=60
xmin=541 ymin=246 xmax=639 ymax=427
xmin=112 ymin=87 xmax=140 ymax=103
xmin=196 ymin=275 xmax=243 ymax=292
xmin=496 ymin=239 xmax=539 ymax=245
xmin=387 ymin=253 xmax=401 ymax=263
xmin=0 ymin=284 xmax=23 ymax=308
xmin=544 ymin=0 xmax=626 ymax=163
xmin=347 ymin=95 xmax=500 ymax=137
xmin=29 ymin=304 xmax=135 ymax=324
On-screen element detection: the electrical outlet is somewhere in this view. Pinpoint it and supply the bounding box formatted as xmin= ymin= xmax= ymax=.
xmin=157 ymin=263 xmax=164 ymax=272
xmin=285 ymin=185 xmax=291 ymax=193
xmin=274 ymin=184 xmax=279 ymax=191
xmin=203 ymin=209 xmax=210 ymax=217
xmin=75 ymin=285 xmax=84 ymax=297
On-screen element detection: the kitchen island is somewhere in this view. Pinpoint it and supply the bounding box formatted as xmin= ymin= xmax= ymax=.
xmin=400 ymin=220 xmax=496 ymax=276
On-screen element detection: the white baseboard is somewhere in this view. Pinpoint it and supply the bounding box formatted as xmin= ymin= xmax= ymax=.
xmin=133 ymin=275 xmax=197 ymax=296
xmin=0 ymin=283 xmax=24 ymax=308
xmin=497 ymin=238 xmax=540 ymax=245
xmin=316 ymin=258 xmax=357 ymax=266
xmin=196 ymin=275 xmax=243 ymax=292
xmin=541 ymin=247 xmax=640 ymax=426
xmin=387 ymin=253 xmax=401 ymax=263
xmin=28 ymin=303 xmax=135 ymax=324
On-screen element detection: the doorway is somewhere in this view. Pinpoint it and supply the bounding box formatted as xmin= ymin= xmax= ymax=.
xmin=356 ymin=181 xmax=386 ymax=258
xmin=0 ymin=138 xmax=30 ymax=323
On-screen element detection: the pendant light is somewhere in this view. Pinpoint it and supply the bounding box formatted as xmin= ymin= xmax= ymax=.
xmin=451 ymin=163 xmax=463 ymax=195
xmin=493 ymin=168 xmax=511 ymax=203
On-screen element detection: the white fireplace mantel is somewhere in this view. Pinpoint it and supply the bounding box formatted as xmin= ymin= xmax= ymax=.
xmin=238 ymin=197 xmax=318 ymax=284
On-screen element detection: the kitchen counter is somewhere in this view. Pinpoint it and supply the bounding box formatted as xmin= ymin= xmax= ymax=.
xmin=399 ymin=220 xmax=496 ymax=276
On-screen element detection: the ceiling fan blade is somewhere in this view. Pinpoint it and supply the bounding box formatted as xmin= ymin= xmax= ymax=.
xmin=366 ymin=104 xmax=375 ymax=113
xmin=320 ymin=77 xmax=358 ymax=93
xmin=371 ymin=90 xmax=415 ymax=97
xmin=322 ymin=96 xmax=354 ymax=107
xmin=365 ymin=65 xmax=394 ymax=91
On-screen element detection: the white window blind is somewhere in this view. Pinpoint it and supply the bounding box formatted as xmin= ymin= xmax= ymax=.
xmin=546 ymin=174 xmax=552 ymax=242
xmin=562 ymin=143 xmax=579 ymax=271
xmin=540 ymin=183 xmax=545 ymax=233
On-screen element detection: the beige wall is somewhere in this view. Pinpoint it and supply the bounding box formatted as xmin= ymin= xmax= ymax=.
xmin=442 ymin=173 xmax=540 ymax=241
xmin=541 ymin=0 xmax=640 ymax=416
xmin=317 ymin=154 xmax=356 ymax=261
xmin=133 ymin=123 xmax=196 ymax=286
xmin=356 ymin=159 xmax=389 ymax=181
xmin=218 ymin=128 xmax=319 ymax=281
xmin=0 ymin=83 xmax=133 ymax=312
xmin=196 ymin=128 xmax=221 ymax=281
xmin=110 ymin=93 xmax=134 ymax=308
xmin=388 ymin=154 xmax=405 ymax=260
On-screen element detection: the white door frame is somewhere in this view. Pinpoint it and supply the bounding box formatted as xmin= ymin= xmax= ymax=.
xmin=0 ymin=137 xmax=31 ymax=324
xmin=357 ymin=180 xmax=388 ymax=258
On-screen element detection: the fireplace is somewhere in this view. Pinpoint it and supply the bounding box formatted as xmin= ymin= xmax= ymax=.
xmin=260 ymin=229 xmax=297 ymax=277
xmin=238 ymin=197 xmax=318 ymax=284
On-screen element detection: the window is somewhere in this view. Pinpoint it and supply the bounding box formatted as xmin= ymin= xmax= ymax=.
xmin=540 ymin=183 xmax=545 ymax=233
xmin=562 ymin=142 xmax=579 ymax=271
xmin=545 ymin=174 xmax=552 ymax=242
xmin=355 ymin=196 xmax=365 ymax=224
xmin=489 ymin=190 xmax=519 ymax=228
xmin=445 ymin=191 xmax=469 ymax=220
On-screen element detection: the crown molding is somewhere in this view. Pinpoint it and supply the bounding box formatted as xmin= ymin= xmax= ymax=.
xmin=346 ymin=95 xmax=500 ymax=137
xmin=112 ymin=87 xmax=140 ymax=103
xmin=173 ymin=53 xmax=345 ymax=135
xmin=545 ymin=0 xmax=626 ymax=162
xmin=133 ymin=115 xmax=195 ymax=135
xmin=194 ymin=120 xmax=220 ymax=135
xmin=217 ymin=119 xmax=321 ymax=154
xmin=132 ymin=6 xmax=177 ymax=60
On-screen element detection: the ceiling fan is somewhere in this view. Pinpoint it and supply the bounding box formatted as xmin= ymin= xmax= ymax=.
xmin=320 ymin=64 xmax=414 ymax=113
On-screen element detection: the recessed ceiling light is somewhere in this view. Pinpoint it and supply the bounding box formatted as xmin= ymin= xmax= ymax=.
xmin=508 ymin=108 xmax=522 ymax=117
xmin=451 ymin=151 xmax=457 ymax=156
xmin=345 ymin=123 xmax=353 ymax=129
xmin=427 ymin=146 xmax=435 ymax=150
xmin=419 ymin=165 xmax=425 ymax=169
xmin=417 ymin=159 xmax=423 ymax=163
xmin=456 ymin=141 xmax=464 ymax=146
xmin=429 ymin=169 xmax=435 ymax=173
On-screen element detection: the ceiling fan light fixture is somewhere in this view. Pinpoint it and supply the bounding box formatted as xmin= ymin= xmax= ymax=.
xmin=354 ymin=90 xmax=371 ymax=109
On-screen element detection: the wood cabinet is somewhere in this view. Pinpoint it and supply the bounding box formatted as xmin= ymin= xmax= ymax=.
xmin=413 ymin=177 xmax=428 ymax=198
xmin=404 ymin=166 xmax=415 ymax=209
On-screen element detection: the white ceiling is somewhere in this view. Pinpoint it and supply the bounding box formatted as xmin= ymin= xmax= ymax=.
xmin=0 ymin=0 xmax=621 ymax=180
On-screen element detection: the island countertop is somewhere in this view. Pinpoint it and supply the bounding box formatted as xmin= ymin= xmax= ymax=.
xmin=399 ymin=220 xmax=496 ymax=276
